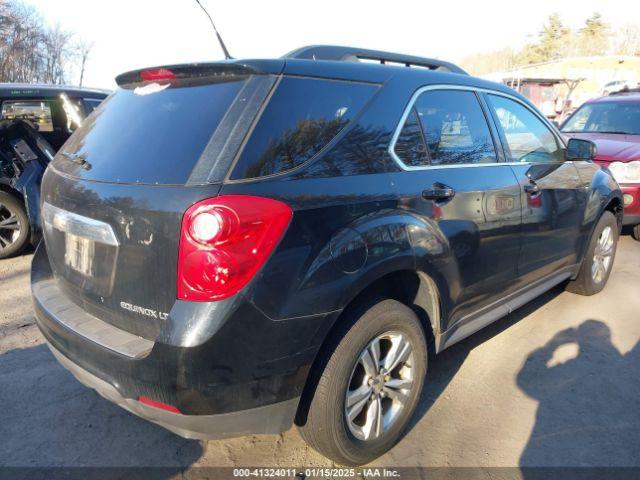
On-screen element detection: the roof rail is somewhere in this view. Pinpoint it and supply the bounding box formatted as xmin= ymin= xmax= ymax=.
xmin=284 ymin=45 xmax=468 ymax=75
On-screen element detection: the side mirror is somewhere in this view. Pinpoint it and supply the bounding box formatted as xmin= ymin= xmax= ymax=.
xmin=566 ymin=138 xmax=596 ymax=161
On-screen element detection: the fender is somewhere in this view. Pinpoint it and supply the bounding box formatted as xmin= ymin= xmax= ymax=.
xmin=575 ymin=161 xmax=623 ymax=266
xmin=12 ymin=160 xmax=45 ymax=246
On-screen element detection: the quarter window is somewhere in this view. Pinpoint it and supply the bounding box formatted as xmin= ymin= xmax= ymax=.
xmin=488 ymin=94 xmax=564 ymax=163
xmin=395 ymin=90 xmax=497 ymax=167
xmin=230 ymin=77 xmax=378 ymax=180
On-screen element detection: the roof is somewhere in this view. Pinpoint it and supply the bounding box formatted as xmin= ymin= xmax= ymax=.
xmin=115 ymin=46 xmax=519 ymax=100
xmin=0 ymin=83 xmax=110 ymax=99
xmin=588 ymin=92 xmax=640 ymax=104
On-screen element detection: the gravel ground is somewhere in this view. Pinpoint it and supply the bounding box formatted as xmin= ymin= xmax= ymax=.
xmin=1 ymin=236 xmax=639 ymax=470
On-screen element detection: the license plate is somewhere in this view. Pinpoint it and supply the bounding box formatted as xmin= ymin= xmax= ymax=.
xmin=64 ymin=233 xmax=95 ymax=276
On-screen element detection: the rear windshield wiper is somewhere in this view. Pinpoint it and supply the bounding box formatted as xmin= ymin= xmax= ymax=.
xmin=60 ymin=151 xmax=92 ymax=170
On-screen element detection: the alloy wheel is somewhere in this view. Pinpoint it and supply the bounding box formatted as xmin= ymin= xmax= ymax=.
xmin=344 ymin=331 xmax=415 ymax=441
xmin=591 ymin=225 xmax=614 ymax=284
xmin=0 ymin=202 xmax=21 ymax=252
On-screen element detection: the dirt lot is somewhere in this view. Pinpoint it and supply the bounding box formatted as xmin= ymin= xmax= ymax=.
xmin=1 ymin=237 xmax=639 ymax=470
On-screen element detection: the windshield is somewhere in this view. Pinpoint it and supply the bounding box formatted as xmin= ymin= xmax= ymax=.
xmin=562 ymin=101 xmax=640 ymax=135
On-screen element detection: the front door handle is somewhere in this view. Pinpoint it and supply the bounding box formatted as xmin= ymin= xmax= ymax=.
xmin=524 ymin=181 xmax=540 ymax=195
xmin=422 ymin=184 xmax=456 ymax=201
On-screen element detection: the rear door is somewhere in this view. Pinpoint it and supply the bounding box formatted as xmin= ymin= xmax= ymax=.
xmin=390 ymin=87 xmax=522 ymax=331
xmin=484 ymin=93 xmax=586 ymax=283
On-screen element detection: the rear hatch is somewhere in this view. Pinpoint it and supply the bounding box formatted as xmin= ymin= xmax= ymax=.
xmin=41 ymin=64 xmax=278 ymax=339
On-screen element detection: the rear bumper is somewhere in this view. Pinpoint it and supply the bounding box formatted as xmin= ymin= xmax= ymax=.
xmin=46 ymin=341 xmax=299 ymax=440
xmin=31 ymin=242 xmax=331 ymax=439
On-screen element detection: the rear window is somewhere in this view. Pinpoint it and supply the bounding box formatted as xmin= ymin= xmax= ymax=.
xmin=1 ymin=100 xmax=55 ymax=132
xmin=53 ymin=78 xmax=248 ymax=184
xmin=229 ymin=77 xmax=378 ymax=180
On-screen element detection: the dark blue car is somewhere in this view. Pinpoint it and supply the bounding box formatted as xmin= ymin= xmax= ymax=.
xmin=0 ymin=84 xmax=107 ymax=258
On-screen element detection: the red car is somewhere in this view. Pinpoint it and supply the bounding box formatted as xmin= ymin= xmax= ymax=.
xmin=562 ymin=90 xmax=640 ymax=240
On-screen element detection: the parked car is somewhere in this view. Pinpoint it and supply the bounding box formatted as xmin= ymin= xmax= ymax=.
xmin=32 ymin=46 xmax=622 ymax=465
xmin=601 ymin=80 xmax=638 ymax=96
xmin=0 ymin=84 xmax=108 ymax=258
xmin=561 ymin=89 xmax=640 ymax=240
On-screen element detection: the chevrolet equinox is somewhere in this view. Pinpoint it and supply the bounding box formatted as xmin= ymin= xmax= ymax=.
xmin=32 ymin=46 xmax=623 ymax=465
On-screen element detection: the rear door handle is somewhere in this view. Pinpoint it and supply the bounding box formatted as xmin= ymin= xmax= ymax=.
xmin=524 ymin=181 xmax=540 ymax=195
xmin=422 ymin=184 xmax=456 ymax=201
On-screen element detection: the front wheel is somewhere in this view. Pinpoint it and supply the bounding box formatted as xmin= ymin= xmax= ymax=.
xmin=0 ymin=192 xmax=30 ymax=259
xmin=298 ymin=299 xmax=427 ymax=465
xmin=566 ymin=211 xmax=618 ymax=296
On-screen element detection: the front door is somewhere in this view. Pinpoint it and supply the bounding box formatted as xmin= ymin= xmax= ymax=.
xmin=484 ymin=93 xmax=586 ymax=283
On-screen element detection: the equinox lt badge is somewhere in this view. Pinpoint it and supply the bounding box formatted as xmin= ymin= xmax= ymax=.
xmin=120 ymin=301 xmax=168 ymax=320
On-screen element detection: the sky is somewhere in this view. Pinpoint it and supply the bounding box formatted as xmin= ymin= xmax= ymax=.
xmin=22 ymin=0 xmax=640 ymax=89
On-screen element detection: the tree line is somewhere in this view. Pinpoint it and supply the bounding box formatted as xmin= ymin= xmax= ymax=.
xmin=0 ymin=0 xmax=90 ymax=84
xmin=462 ymin=13 xmax=640 ymax=75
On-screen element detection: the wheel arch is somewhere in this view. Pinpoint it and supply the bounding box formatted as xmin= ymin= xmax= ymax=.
xmin=0 ymin=182 xmax=24 ymax=203
xmin=294 ymin=268 xmax=440 ymax=426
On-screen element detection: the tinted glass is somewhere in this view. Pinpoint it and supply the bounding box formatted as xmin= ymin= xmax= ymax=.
xmin=1 ymin=100 xmax=54 ymax=132
xmin=83 ymin=98 xmax=103 ymax=115
xmin=412 ymin=90 xmax=497 ymax=165
xmin=394 ymin=108 xmax=428 ymax=167
xmin=561 ymin=101 xmax=640 ymax=135
xmin=54 ymin=78 xmax=246 ymax=184
xmin=488 ymin=94 xmax=564 ymax=163
xmin=230 ymin=77 xmax=378 ymax=179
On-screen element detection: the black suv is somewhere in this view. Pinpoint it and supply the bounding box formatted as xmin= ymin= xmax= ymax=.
xmin=0 ymin=84 xmax=108 ymax=258
xmin=32 ymin=46 xmax=622 ymax=465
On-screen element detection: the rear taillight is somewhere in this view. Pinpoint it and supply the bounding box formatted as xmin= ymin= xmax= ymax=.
xmin=177 ymin=195 xmax=292 ymax=302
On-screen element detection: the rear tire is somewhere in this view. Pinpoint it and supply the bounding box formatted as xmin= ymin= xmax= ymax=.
xmin=566 ymin=211 xmax=618 ymax=296
xmin=298 ymin=299 xmax=427 ymax=466
xmin=0 ymin=192 xmax=30 ymax=259
xmin=632 ymin=224 xmax=640 ymax=242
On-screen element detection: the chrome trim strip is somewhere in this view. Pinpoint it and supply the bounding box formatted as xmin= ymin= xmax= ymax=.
xmin=437 ymin=266 xmax=576 ymax=351
xmin=42 ymin=202 xmax=119 ymax=246
xmin=387 ymin=84 xmax=565 ymax=171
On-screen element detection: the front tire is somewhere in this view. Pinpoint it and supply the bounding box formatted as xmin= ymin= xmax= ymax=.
xmin=566 ymin=211 xmax=618 ymax=296
xmin=298 ymin=299 xmax=427 ymax=465
xmin=0 ymin=192 xmax=30 ymax=259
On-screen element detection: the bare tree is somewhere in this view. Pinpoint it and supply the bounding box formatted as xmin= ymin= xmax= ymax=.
xmin=616 ymin=24 xmax=640 ymax=56
xmin=77 ymin=40 xmax=93 ymax=87
xmin=0 ymin=0 xmax=84 ymax=84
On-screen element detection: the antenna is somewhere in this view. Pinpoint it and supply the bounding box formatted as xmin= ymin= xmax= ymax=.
xmin=194 ymin=0 xmax=232 ymax=59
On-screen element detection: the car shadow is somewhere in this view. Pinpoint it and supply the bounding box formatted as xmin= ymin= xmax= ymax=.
xmin=406 ymin=284 xmax=566 ymax=433
xmin=518 ymin=319 xmax=640 ymax=468
xmin=0 ymin=343 xmax=203 ymax=468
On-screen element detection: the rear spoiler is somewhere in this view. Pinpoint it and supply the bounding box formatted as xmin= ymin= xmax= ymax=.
xmin=115 ymin=61 xmax=283 ymax=86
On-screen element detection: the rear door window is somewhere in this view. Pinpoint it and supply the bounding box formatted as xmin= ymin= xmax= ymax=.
xmin=229 ymin=77 xmax=378 ymax=180
xmin=394 ymin=90 xmax=497 ymax=167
